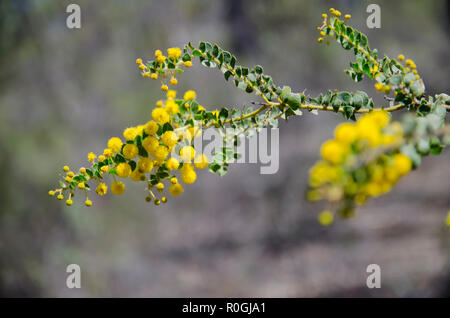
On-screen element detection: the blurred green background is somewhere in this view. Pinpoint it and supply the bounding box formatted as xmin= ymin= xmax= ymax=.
xmin=0 ymin=0 xmax=449 ymax=297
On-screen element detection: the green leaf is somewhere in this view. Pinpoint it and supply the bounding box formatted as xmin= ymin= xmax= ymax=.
xmin=209 ymin=163 xmax=221 ymax=173
xmin=336 ymin=91 xmax=352 ymax=105
xmin=192 ymin=49 xmax=203 ymax=57
xmin=129 ymin=160 xmax=137 ymax=171
xmin=410 ymin=79 xmax=425 ymax=97
xmin=280 ymin=86 xmax=291 ymax=101
xmin=284 ymin=93 xmax=302 ymax=110
xmin=230 ymin=56 xmax=236 ymax=68
xmin=389 ymin=74 xmax=403 ymax=86
xmin=352 ymin=91 xmax=369 ymax=110
xmin=219 ymin=108 xmax=229 ymax=120
xmin=254 ymin=65 xmax=263 ymax=74
xmin=198 ymin=42 xmax=206 ymax=52
xmin=212 ymin=44 xmax=219 ymax=57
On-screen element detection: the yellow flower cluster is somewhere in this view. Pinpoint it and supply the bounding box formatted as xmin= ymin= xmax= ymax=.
xmin=398 ymin=55 xmax=420 ymax=79
xmin=49 ymin=84 xmax=211 ymax=207
xmin=317 ymin=8 xmax=351 ymax=44
xmin=136 ymin=46 xmax=193 ymax=91
xmin=308 ymin=111 xmax=412 ymax=224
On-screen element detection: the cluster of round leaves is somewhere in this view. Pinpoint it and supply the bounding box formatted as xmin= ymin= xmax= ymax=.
xmin=308 ymin=111 xmax=413 ymax=225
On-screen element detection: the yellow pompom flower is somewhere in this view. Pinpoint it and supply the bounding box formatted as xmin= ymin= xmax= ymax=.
xmin=101 ymin=166 xmax=109 ymax=173
xmin=130 ymin=169 xmax=145 ymax=182
xmin=136 ymin=58 xmax=142 ymax=64
xmin=123 ymin=127 xmax=138 ymax=141
xmin=144 ymin=120 xmax=158 ymax=135
xmin=184 ymin=61 xmax=192 ymax=68
xmin=369 ymin=111 xmax=390 ymax=128
xmin=161 ymin=84 xmax=168 ymax=92
xmin=344 ymin=14 xmax=351 ymax=19
xmin=374 ymin=82 xmax=384 ymax=92
xmin=143 ymin=136 xmax=159 ymax=155
xmin=156 ymin=55 xmax=166 ymax=63
xmin=103 ymin=148 xmax=113 ymax=158
xmin=96 ymin=183 xmax=108 ymax=196
xmin=88 ymin=152 xmax=97 ymax=162
xmin=183 ymin=90 xmax=196 ymax=101
xmin=161 ymin=131 xmax=178 ymax=147
xmin=169 ymin=183 xmax=184 ymax=196
xmin=181 ymin=167 xmax=197 ymax=184
xmin=167 ymin=47 xmax=182 ymax=60
xmin=309 ymin=161 xmax=339 ymax=187
xmin=63 ymin=165 xmax=70 ymax=172
xmin=317 ymin=37 xmax=324 ymax=43
xmin=393 ymin=153 xmax=412 ymax=176
xmin=167 ymin=90 xmax=176 ymax=99
xmin=165 ymin=99 xmax=179 ymax=115
xmin=155 ymin=49 xmax=162 ymax=57
xmin=152 ymin=107 xmax=170 ymax=124
xmin=154 ymin=145 xmax=169 ymax=162
xmin=85 ymin=199 xmax=92 ymax=207
xmin=320 ymin=140 xmax=346 ymax=165
xmin=364 ymin=181 xmax=383 ymax=197
xmin=334 ymin=122 xmax=358 ymax=144
xmin=180 ymin=146 xmax=196 ymax=162
xmin=137 ymin=157 xmax=154 ymax=173
xmin=150 ymin=73 xmax=158 ymax=80
xmin=108 ymin=137 xmax=123 ymax=152
xmin=384 ymin=166 xmax=399 ymax=183
xmin=194 ymin=154 xmax=209 ymax=169
xmin=66 ymin=199 xmax=73 ymax=206
xmin=78 ymin=182 xmax=85 ymax=189
xmin=122 ymin=144 xmax=139 ymax=160
xmin=79 ymin=167 xmax=86 ymax=174
xmin=398 ymin=54 xmax=405 ymax=61
xmin=156 ymin=182 xmax=164 ymax=191
xmin=322 ymin=13 xmax=327 ymax=19
xmin=98 ymin=155 xmax=105 ymax=162
xmin=318 ymin=210 xmax=334 ymax=226
xmin=116 ymin=162 xmax=132 ymax=178
xmin=138 ymin=64 xmax=146 ymax=70
xmin=65 ymin=176 xmax=72 ymax=183
xmin=111 ymin=181 xmax=125 ymax=195
xmin=48 ymin=190 xmax=55 ymax=196
xmin=67 ymin=171 xmax=75 ymax=178
xmin=166 ymin=157 xmax=180 ymax=171
xmin=57 ymin=194 xmax=64 ymax=200
xmin=170 ymin=77 xmax=178 ymax=85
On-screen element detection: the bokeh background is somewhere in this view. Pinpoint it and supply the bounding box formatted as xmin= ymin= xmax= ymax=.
xmin=0 ymin=0 xmax=449 ymax=297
